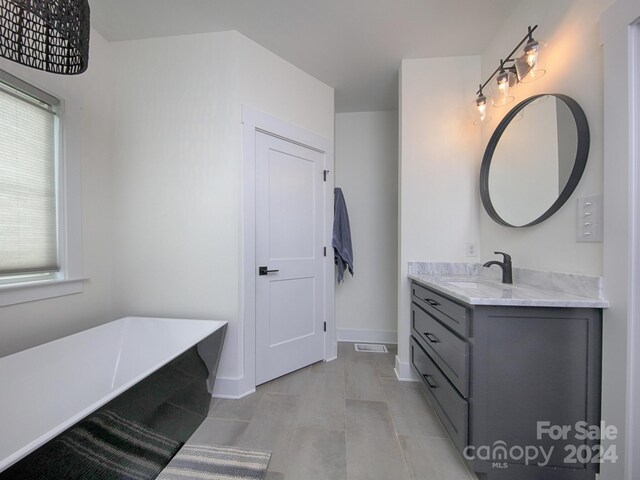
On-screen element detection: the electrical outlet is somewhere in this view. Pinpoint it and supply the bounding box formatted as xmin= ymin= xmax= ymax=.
xmin=466 ymin=242 xmax=477 ymax=257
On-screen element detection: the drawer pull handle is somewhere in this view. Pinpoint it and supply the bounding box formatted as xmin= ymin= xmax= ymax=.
xmin=424 ymin=333 xmax=440 ymax=343
xmin=423 ymin=374 xmax=438 ymax=389
xmin=424 ymin=298 xmax=440 ymax=307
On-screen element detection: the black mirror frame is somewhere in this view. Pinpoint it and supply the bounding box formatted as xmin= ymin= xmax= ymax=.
xmin=479 ymin=94 xmax=590 ymax=228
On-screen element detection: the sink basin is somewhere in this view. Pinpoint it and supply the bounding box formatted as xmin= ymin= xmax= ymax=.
xmin=445 ymin=281 xmax=482 ymax=289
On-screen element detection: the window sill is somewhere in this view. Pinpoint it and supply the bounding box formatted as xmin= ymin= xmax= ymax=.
xmin=0 ymin=277 xmax=88 ymax=307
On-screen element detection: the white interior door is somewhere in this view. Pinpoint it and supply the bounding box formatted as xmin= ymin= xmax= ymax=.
xmin=255 ymin=130 xmax=325 ymax=385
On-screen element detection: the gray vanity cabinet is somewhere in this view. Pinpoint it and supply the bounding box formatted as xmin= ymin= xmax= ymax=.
xmin=410 ymin=281 xmax=602 ymax=480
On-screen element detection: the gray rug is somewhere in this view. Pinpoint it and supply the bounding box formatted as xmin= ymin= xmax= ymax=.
xmin=157 ymin=444 xmax=271 ymax=480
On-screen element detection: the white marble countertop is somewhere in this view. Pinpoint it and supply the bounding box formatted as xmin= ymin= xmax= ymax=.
xmin=409 ymin=273 xmax=609 ymax=308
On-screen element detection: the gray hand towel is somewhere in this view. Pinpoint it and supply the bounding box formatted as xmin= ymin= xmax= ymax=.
xmin=332 ymin=187 xmax=354 ymax=283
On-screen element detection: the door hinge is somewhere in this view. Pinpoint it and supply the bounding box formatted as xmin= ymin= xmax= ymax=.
xmin=323 ymin=169 xmax=330 ymax=182
xmin=323 ymin=246 xmax=327 ymax=257
xmin=324 ymin=322 xmax=327 ymax=332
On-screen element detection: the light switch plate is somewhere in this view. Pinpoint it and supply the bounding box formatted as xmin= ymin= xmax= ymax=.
xmin=577 ymin=194 xmax=603 ymax=242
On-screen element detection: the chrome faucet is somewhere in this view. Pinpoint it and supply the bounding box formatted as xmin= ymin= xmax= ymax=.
xmin=483 ymin=251 xmax=513 ymax=284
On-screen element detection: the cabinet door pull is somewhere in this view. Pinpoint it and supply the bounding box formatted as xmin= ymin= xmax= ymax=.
xmin=423 ymin=374 xmax=438 ymax=389
xmin=424 ymin=298 xmax=440 ymax=307
xmin=424 ymin=333 xmax=440 ymax=343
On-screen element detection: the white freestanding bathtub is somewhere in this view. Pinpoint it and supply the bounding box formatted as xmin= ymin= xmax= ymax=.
xmin=0 ymin=316 xmax=227 ymax=472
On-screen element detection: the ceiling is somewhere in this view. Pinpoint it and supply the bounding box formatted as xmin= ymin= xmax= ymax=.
xmin=90 ymin=0 xmax=519 ymax=112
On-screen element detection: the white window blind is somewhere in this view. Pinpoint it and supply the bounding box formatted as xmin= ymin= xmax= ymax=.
xmin=0 ymin=79 xmax=59 ymax=276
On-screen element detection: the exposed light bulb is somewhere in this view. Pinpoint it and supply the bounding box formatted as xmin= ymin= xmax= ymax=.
xmin=524 ymin=40 xmax=539 ymax=68
xmin=478 ymin=103 xmax=487 ymax=120
xmin=516 ymin=37 xmax=546 ymax=83
xmin=492 ymin=69 xmax=514 ymax=107
xmin=497 ymin=71 xmax=509 ymax=93
xmin=473 ymin=86 xmax=491 ymax=125
xmin=476 ymin=95 xmax=487 ymax=121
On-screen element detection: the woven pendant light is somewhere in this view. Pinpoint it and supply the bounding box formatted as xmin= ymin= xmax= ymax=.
xmin=0 ymin=0 xmax=90 ymax=75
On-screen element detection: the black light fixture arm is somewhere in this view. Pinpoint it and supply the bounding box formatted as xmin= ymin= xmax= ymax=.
xmin=476 ymin=25 xmax=538 ymax=95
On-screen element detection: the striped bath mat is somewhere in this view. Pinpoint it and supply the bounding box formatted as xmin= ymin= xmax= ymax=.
xmin=8 ymin=410 xmax=181 ymax=480
xmin=157 ymin=444 xmax=271 ymax=480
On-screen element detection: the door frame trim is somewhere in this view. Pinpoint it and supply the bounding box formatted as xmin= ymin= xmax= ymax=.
xmin=240 ymin=105 xmax=335 ymax=395
xmin=601 ymin=3 xmax=640 ymax=479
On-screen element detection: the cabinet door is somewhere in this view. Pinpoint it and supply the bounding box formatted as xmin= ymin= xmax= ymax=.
xmin=471 ymin=306 xmax=602 ymax=474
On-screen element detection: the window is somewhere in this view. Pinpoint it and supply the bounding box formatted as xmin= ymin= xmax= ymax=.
xmin=0 ymin=69 xmax=83 ymax=305
xmin=0 ymin=73 xmax=59 ymax=280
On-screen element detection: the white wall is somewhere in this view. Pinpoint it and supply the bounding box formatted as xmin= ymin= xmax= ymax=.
xmin=110 ymin=30 xmax=334 ymax=393
xmin=335 ymin=111 xmax=398 ymax=343
xmin=0 ymin=31 xmax=116 ymax=357
xmin=479 ymin=0 xmax=614 ymax=274
xmin=397 ymin=56 xmax=482 ymax=376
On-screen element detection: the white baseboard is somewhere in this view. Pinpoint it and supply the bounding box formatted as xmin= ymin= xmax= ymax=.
xmin=337 ymin=328 xmax=397 ymax=344
xmin=211 ymin=376 xmax=255 ymax=399
xmin=395 ymin=355 xmax=418 ymax=382
xmin=212 ymin=353 xmax=340 ymax=399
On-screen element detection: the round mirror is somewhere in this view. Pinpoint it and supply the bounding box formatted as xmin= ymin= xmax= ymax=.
xmin=480 ymin=94 xmax=589 ymax=227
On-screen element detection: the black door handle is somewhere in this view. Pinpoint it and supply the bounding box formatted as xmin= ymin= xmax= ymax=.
xmin=259 ymin=266 xmax=279 ymax=276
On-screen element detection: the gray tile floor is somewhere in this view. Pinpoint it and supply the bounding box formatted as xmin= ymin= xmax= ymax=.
xmin=187 ymin=342 xmax=477 ymax=480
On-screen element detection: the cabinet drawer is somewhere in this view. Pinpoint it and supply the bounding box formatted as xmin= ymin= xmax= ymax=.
xmin=411 ymin=337 xmax=468 ymax=452
xmin=412 ymin=304 xmax=469 ymax=397
xmin=412 ymin=282 xmax=470 ymax=336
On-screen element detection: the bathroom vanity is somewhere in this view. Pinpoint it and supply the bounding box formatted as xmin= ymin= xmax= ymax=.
xmin=408 ymin=266 xmax=607 ymax=480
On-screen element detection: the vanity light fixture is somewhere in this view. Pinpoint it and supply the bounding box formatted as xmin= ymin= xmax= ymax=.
xmin=474 ymin=25 xmax=545 ymax=121
xmin=0 ymin=0 xmax=90 ymax=75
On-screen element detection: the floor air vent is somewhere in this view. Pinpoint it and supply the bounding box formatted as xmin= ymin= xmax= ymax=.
xmin=354 ymin=343 xmax=388 ymax=353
